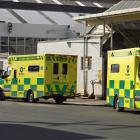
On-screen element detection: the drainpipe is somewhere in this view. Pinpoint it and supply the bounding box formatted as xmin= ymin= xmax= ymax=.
xmin=83 ymin=36 xmax=89 ymax=97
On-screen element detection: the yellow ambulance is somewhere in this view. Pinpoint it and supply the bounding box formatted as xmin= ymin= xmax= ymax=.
xmin=0 ymin=54 xmax=77 ymax=103
xmin=107 ymin=48 xmax=140 ymax=111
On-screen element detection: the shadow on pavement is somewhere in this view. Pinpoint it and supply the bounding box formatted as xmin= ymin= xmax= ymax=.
xmin=124 ymin=110 xmax=140 ymax=115
xmin=62 ymin=103 xmax=110 ymax=108
xmin=0 ymin=123 xmax=104 ymax=140
xmin=1 ymin=120 xmax=140 ymax=133
xmin=4 ymin=99 xmax=109 ymax=107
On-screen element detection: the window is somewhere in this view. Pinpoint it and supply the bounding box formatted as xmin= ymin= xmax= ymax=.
xmin=1 ymin=37 xmax=8 ymax=45
xmin=53 ymin=63 xmax=59 ymax=74
xmin=9 ymin=37 xmax=16 ymax=46
xmin=111 ymin=64 xmax=119 ymax=73
xmin=81 ymin=56 xmax=92 ymax=70
xmin=62 ymin=63 xmax=67 ymax=75
xmin=17 ymin=37 xmax=24 ymax=46
xmin=17 ymin=37 xmax=25 ymax=54
xmin=28 ymin=65 xmax=39 ymax=72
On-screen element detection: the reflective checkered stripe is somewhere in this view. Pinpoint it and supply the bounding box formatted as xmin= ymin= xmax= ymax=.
xmin=46 ymin=84 xmax=76 ymax=97
xmin=0 ymin=79 xmax=11 ymax=97
xmin=0 ymin=78 xmax=76 ymax=98
xmin=107 ymin=80 xmax=134 ymax=109
xmin=0 ymin=78 xmax=44 ymax=98
xmin=11 ymin=78 xmax=44 ymax=98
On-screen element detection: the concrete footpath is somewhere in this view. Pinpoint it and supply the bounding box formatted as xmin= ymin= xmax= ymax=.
xmin=3 ymin=97 xmax=107 ymax=106
xmin=63 ymin=97 xmax=107 ymax=106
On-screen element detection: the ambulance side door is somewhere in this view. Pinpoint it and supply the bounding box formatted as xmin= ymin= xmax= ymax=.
xmin=61 ymin=63 xmax=69 ymax=83
xmin=11 ymin=68 xmax=18 ymax=97
xmin=135 ymin=61 xmax=140 ymax=103
xmin=52 ymin=63 xmax=60 ymax=83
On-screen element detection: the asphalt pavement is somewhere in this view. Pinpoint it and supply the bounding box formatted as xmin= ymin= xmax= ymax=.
xmin=0 ymin=99 xmax=140 ymax=140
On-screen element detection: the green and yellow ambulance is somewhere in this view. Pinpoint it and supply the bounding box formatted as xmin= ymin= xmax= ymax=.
xmin=107 ymin=48 xmax=140 ymax=111
xmin=0 ymin=54 xmax=77 ymax=103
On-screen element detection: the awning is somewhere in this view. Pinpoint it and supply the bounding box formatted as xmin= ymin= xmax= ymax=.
xmin=73 ymin=7 xmax=140 ymax=26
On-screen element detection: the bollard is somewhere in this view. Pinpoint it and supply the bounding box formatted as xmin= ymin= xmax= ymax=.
xmin=89 ymin=80 xmax=101 ymax=99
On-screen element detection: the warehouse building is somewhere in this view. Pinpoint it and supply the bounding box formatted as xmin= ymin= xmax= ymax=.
xmin=0 ymin=0 xmax=117 ymax=55
xmin=0 ymin=22 xmax=76 ymax=54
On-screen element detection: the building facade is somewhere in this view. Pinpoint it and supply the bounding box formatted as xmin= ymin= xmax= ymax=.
xmin=0 ymin=22 xmax=76 ymax=54
xmin=37 ymin=38 xmax=102 ymax=96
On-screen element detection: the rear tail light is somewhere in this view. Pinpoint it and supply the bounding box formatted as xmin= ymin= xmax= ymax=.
xmin=46 ymin=80 xmax=49 ymax=83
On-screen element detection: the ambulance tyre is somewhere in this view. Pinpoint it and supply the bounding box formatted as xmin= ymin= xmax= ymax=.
xmin=54 ymin=96 xmax=65 ymax=104
xmin=114 ymin=96 xmax=124 ymax=112
xmin=0 ymin=89 xmax=5 ymax=101
xmin=26 ymin=90 xmax=34 ymax=103
xmin=34 ymin=98 xmax=39 ymax=103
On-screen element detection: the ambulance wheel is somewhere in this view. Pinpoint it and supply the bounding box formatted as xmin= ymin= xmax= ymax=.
xmin=26 ymin=90 xmax=34 ymax=103
xmin=34 ymin=98 xmax=39 ymax=103
xmin=0 ymin=89 xmax=5 ymax=101
xmin=114 ymin=96 xmax=124 ymax=112
xmin=54 ymin=96 xmax=65 ymax=104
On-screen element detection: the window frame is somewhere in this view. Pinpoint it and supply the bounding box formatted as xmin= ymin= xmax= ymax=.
xmin=53 ymin=63 xmax=59 ymax=74
xmin=111 ymin=64 xmax=120 ymax=73
xmin=81 ymin=56 xmax=92 ymax=70
xmin=62 ymin=63 xmax=68 ymax=75
xmin=28 ymin=65 xmax=40 ymax=72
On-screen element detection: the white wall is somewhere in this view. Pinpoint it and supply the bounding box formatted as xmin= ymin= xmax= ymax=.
xmin=0 ymin=58 xmax=8 ymax=71
xmin=37 ymin=38 xmax=102 ymax=96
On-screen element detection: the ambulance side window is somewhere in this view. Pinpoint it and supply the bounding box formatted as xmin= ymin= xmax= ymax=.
xmin=28 ymin=65 xmax=39 ymax=72
xmin=138 ymin=62 xmax=140 ymax=79
xmin=111 ymin=64 xmax=119 ymax=73
xmin=53 ymin=63 xmax=59 ymax=74
xmin=62 ymin=63 xmax=67 ymax=75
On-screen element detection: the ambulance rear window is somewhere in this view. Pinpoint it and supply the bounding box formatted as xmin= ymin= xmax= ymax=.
xmin=28 ymin=65 xmax=39 ymax=72
xmin=53 ymin=63 xmax=59 ymax=74
xmin=111 ymin=64 xmax=119 ymax=73
xmin=62 ymin=63 xmax=67 ymax=75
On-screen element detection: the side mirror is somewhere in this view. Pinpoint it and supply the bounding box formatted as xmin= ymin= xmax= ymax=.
xmin=0 ymin=71 xmax=9 ymax=79
xmin=4 ymin=71 xmax=8 ymax=78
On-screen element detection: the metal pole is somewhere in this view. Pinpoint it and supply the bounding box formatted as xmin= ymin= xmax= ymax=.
xmin=15 ymin=37 xmax=17 ymax=54
xmin=83 ymin=36 xmax=89 ymax=97
xmin=85 ymin=36 xmax=88 ymax=96
xmin=0 ymin=37 xmax=1 ymax=53
xmin=83 ymin=37 xmax=86 ymax=96
xmin=103 ymin=21 xmax=105 ymax=36
xmin=110 ymin=23 xmax=113 ymax=50
xmin=8 ymin=35 xmax=10 ymax=54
